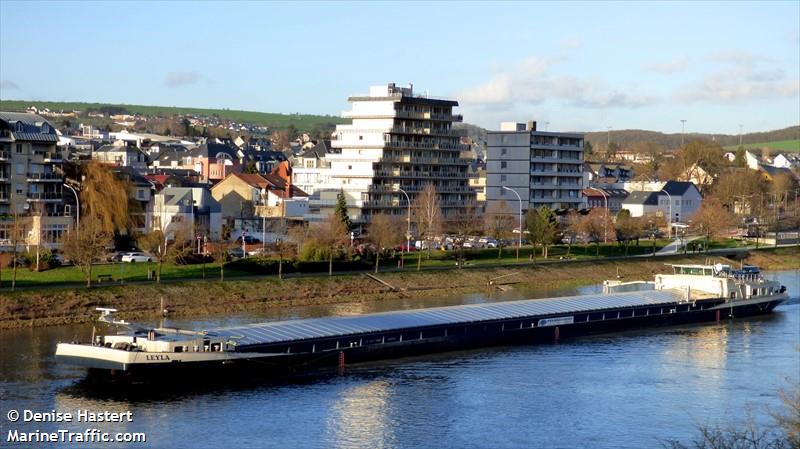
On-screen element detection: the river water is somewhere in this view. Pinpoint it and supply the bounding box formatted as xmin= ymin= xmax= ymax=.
xmin=1 ymin=270 xmax=798 ymax=449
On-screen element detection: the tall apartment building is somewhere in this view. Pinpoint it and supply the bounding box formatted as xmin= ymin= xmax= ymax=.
xmin=317 ymin=83 xmax=473 ymax=223
xmin=0 ymin=112 xmax=71 ymax=250
xmin=486 ymin=121 xmax=584 ymax=214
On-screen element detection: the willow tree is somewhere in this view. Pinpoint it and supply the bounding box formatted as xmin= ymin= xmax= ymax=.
xmin=61 ymin=162 xmax=130 ymax=287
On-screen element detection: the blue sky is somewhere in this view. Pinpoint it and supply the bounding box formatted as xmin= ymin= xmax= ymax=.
xmin=1 ymin=1 xmax=798 ymax=134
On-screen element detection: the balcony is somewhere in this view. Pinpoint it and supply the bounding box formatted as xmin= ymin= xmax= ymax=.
xmin=385 ymin=141 xmax=468 ymax=151
xmin=26 ymin=192 xmax=62 ymax=202
xmin=374 ymin=170 xmax=465 ymax=179
xmin=389 ymin=127 xmax=458 ymax=137
xmin=32 ymin=151 xmax=63 ymax=163
xmin=0 ymin=151 xmax=9 ymax=161
xmin=27 ymin=172 xmax=63 ymax=182
xmin=382 ymin=155 xmax=469 ymax=166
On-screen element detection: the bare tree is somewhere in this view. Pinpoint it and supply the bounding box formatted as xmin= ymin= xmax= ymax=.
xmin=691 ymin=197 xmax=734 ymax=253
xmin=60 ymin=215 xmax=112 ymax=287
xmin=447 ymin=201 xmax=481 ymax=268
xmin=312 ymin=213 xmax=349 ymax=276
xmin=577 ymin=208 xmax=609 ymax=257
xmin=563 ymin=210 xmax=581 ymax=257
xmin=484 ymin=201 xmax=516 ymax=260
xmin=614 ymin=209 xmax=642 ymax=256
xmin=412 ymin=183 xmax=443 ymax=270
xmin=368 ymin=214 xmax=401 ymax=273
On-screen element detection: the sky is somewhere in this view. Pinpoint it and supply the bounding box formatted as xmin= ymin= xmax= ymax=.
xmin=1 ymin=1 xmax=798 ymax=134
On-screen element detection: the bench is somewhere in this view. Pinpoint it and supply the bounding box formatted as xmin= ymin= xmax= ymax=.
xmin=97 ymin=274 xmax=114 ymax=283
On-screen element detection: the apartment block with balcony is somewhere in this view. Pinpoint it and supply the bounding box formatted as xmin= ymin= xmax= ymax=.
xmin=320 ymin=83 xmax=474 ymax=223
xmin=486 ymin=121 xmax=584 ymax=214
xmin=0 ymin=112 xmax=71 ymax=251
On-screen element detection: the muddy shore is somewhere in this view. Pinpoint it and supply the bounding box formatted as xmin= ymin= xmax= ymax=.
xmin=1 ymin=248 xmax=797 ymax=330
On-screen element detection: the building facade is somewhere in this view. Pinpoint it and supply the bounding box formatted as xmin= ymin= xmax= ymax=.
xmin=1 ymin=112 xmax=72 ymax=252
xmin=486 ymin=121 xmax=584 ymax=214
xmin=318 ymin=83 xmax=473 ymax=223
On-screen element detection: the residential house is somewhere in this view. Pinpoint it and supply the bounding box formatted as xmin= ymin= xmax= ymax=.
xmin=150 ymin=142 xmax=243 ymax=183
xmin=292 ymin=140 xmax=335 ymax=197
xmin=211 ymin=164 xmax=309 ymax=222
xmin=584 ymin=162 xmax=633 ymax=188
xmin=113 ymin=167 xmax=155 ymax=235
xmin=151 ymin=187 xmax=222 ymax=240
xmin=678 ymin=163 xmax=715 ymax=190
xmin=772 ymin=153 xmax=800 ymax=169
xmin=92 ymin=141 xmax=149 ymax=170
xmin=582 ymin=188 xmax=629 ymax=214
xmin=621 ymin=181 xmax=702 ymax=224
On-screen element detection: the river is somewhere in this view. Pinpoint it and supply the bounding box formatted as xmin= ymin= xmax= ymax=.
xmin=1 ymin=270 xmax=798 ymax=448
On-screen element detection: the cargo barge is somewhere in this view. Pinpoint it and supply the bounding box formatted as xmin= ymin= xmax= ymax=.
xmin=56 ymin=264 xmax=788 ymax=380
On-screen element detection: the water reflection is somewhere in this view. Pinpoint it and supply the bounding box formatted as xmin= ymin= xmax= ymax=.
xmin=327 ymin=380 xmax=395 ymax=449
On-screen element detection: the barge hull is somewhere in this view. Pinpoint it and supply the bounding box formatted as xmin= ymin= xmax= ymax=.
xmin=82 ymin=297 xmax=784 ymax=381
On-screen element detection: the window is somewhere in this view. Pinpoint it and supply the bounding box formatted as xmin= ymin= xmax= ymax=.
xmin=501 ymin=148 xmax=507 ymax=156
xmin=348 ymin=165 xmax=352 ymax=170
xmin=16 ymin=144 xmax=23 ymax=154
xmin=41 ymin=123 xmax=50 ymax=133
xmin=15 ymin=163 xmax=24 ymax=175
xmin=15 ymin=122 xmax=23 ymax=132
xmin=358 ymin=135 xmax=363 ymax=140
xmin=500 ymin=188 xmax=506 ymax=196
xmin=500 ymin=174 xmax=507 ymax=182
xmin=500 ymin=161 xmax=507 ymax=169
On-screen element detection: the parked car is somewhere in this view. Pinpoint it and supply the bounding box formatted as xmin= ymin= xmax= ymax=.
xmin=236 ymin=235 xmax=261 ymax=244
xmin=121 ymin=252 xmax=152 ymax=263
xmin=228 ymin=247 xmax=245 ymax=259
xmin=107 ymin=251 xmax=127 ymax=262
xmin=396 ymin=244 xmax=417 ymax=252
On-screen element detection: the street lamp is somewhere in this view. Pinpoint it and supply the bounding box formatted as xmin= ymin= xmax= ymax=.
xmin=63 ymin=183 xmax=79 ymax=229
xmin=659 ymin=189 xmax=673 ymax=238
xmin=502 ymin=186 xmax=522 ymax=260
xmin=586 ymin=187 xmax=609 ymax=243
xmin=396 ymin=187 xmax=411 ymax=263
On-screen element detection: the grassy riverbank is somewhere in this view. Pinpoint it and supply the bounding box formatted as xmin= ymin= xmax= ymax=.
xmin=0 ymin=248 xmax=796 ymax=330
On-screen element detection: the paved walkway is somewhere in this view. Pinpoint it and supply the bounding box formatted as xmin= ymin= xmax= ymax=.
xmin=655 ymin=236 xmax=702 ymax=255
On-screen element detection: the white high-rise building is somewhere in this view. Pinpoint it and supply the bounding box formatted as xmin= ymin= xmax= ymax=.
xmin=310 ymin=83 xmax=473 ymax=223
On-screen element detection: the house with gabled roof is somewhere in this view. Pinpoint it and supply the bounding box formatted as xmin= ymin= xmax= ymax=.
xmin=621 ymin=181 xmax=702 ymax=224
xmin=210 ymin=162 xmax=309 ymax=223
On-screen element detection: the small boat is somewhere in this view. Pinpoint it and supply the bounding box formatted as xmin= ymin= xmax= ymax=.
xmin=55 ymin=264 xmax=789 ymax=381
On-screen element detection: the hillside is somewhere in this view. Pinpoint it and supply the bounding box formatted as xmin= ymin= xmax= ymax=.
xmin=0 ymin=99 xmax=349 ymax=132
xmin=584 ymin=126 xmax=800 ymax=151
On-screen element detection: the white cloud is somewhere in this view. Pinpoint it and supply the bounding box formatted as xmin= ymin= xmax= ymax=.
xmin=679 ymin=50 xmax=798 ymax=103
xmin=459 ymin=56 xmax=658 ymax=112
xmin=164 ymin=71 xmax=201 ymax=88
xmin=0 ymin=80 xmax=20 ymax=90
xmin=644 ymin=57 xmax=689 ymax=73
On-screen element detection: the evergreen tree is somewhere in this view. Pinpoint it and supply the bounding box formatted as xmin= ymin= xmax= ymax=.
xmin=335 ymin=190 xmax=352 ymax=231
